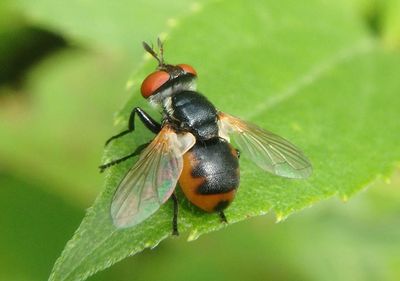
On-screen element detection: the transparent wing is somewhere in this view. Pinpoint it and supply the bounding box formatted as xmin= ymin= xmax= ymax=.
xmin=218 ymin=112 xmax=312 ymax=179
xmin=111 ymin=126 xmax=195 ymax=228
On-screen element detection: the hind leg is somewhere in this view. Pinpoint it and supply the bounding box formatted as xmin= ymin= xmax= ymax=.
xmin=219 ymin=211 xmax=228 ymax=223
xmin=171 ymin=193 xmax=179 ymax=236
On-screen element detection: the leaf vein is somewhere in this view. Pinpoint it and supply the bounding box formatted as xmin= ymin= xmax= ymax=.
xmin=245 ymin=38 xmax=376 ymax=120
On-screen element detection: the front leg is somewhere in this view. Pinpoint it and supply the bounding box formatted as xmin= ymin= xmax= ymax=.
xmin=99 ymin=142 xmax=149 ymax=173
xmin=105 ymin=107 xmax=161 ymax=146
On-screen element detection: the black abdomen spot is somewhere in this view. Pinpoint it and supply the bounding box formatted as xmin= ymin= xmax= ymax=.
xmin=191 ymin=139 xmax=240 ymax=195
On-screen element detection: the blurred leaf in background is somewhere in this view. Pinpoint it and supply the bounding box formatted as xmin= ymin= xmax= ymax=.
xmin=0 ymin=0 xmax=399 ymax=281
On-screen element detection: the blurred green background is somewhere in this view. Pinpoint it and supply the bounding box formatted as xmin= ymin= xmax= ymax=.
xmin=1 ymin=1 xmax=399 ymax=281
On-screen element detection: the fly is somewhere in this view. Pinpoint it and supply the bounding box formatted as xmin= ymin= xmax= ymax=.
xmin=100 ymin=39 xmax=312 ymax=235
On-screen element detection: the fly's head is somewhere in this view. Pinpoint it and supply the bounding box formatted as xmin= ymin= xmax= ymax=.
xmin=140 ymin=39 xmax=197 ymax=106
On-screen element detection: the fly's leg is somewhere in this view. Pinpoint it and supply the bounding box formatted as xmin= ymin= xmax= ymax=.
xmin=105 ymin=107 xmax=161 ymax=146
xmin=171 ymin=193 xmax=179 ymax=236
xmin=219 ymin=211 xmax=228 ymax=223
xmin=100 ymin=108 xmax=161 ymax=172
xmin=99 ymin=142 xmax=149 ymax=172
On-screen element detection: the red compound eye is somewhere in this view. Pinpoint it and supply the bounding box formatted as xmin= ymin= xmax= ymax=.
xmin=140 ymin=70 xmax=170 ymax=98
xmin=178 ymin=64 xmax=197 ymax=76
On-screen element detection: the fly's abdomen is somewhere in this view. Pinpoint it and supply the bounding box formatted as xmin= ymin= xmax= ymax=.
xmin=178 ymin=138 xmax=240 ymax=212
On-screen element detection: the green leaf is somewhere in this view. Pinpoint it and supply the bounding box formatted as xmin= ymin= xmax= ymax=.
xmin=92 ymin=172 xmax=400 ymax=281
xmin=50 ymin=1 xmax=400 ymax=281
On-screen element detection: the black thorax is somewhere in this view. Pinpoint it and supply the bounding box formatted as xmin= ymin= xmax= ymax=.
xmin=165 ymin=91 xmax=219 ymax=141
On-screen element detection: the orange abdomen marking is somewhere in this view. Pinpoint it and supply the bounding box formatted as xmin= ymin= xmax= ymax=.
xmin=178 ymin=139 xmax=240 ymax=213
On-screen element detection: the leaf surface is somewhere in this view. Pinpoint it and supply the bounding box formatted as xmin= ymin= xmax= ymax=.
xmin=47 ymin=1 xmax=400 ymax=280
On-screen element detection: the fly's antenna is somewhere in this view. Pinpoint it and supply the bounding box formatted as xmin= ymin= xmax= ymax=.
xmin=143 ymin=41 xmax=162 ymax=66
xmin=157 ymin=37 xmax=165 ymax=66
xmin=142 ymin=39 xmax=165 ymax=67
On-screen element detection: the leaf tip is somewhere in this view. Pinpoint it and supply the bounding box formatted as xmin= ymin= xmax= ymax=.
xmin=187 ymin=229 xmax=200 ymax=241
xmin=275 ymin=212 xmax=288 ymax=223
